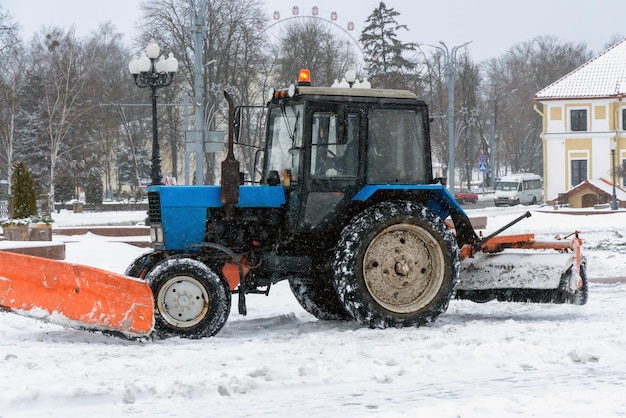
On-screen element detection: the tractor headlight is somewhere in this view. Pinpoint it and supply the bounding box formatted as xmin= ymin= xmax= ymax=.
xmin=150 ymin=225 xmax=164 ymax=244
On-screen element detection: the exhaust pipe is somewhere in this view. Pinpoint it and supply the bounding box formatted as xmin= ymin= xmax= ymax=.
xmin=221 ymin=91 xmax=247 ymax=315
xmin=221 ymin=90 xmax=240 ymax=220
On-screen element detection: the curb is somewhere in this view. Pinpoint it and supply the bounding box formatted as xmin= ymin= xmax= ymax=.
xmin=0 ymin=243 xmax=66 ymax=260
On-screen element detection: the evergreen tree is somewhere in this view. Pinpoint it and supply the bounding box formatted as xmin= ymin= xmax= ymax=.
xmin=85 ymin=167 xmax=103 ymax=207
xmin=359 ymin=2 xmax=418 ymax=89
xmin=10 ymin=161 xmax=37 ymax=219
xmin=116 ymin=144 xmax=150 ymax=189
xmin=54 ymin=169 xmax=74 ymax=206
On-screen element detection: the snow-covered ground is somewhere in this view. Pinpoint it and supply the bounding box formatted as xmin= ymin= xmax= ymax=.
xmin=1 ymin=206 xmax=626 ymax=417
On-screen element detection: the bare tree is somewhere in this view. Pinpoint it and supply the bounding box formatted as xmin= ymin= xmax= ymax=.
xmin=0 ymin=9 xmax=24 ymax=191
xmin=82 ymin=22 xmax=138 ymax=196
xmin=455 ymin=52 xmax=482 ymax=189
xmin=0 ymin=6 xmax=19 ymax=54
xmin=482 ymin=36 xmax=591 ymax=175
xmin=273 ymin=18 xmax=359 ymax=87
xmin=601 ymin=34 xmax=624 ymax=55
xmin=26 ymin=27 xmax=98 ymax=204
xmin=419 ymin=47 xmax=480 ymax=185
xmin=138 ymin=0 xmax=268 ymax=184
xmin=420 ymin=48 xmax=448 ymax=178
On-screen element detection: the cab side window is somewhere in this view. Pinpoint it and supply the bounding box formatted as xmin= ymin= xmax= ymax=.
xmin=310 ymin=111 xmax=359 ymax=177
xmin=367 ymin=109 xmax=426 ymax=184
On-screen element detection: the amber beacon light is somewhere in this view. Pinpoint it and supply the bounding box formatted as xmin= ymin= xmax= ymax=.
xmin=298 ymin=69 xmax=311 ymax=86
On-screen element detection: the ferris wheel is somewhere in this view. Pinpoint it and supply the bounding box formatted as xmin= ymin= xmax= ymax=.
xmin=256 ymin=5 xmax=365 ymax=67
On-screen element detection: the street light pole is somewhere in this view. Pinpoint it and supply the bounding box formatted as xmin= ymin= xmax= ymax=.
xmin=191 ymin=0 xmax=207 ymax=185
xmin=489 ymin=111 xmax=496 ymax=188
xmin=430 ymin=41 xmax=471 ymax=192
xmin=128 ymin=40 xmax=178 ymax=185
xmin=610 ymin=141 xmax=618 ymax=210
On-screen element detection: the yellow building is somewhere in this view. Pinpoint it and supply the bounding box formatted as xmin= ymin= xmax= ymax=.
xmin=534 ymin=38 xmax=626 ymax=207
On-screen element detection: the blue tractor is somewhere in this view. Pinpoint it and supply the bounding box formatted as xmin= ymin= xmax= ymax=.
xmin=125 ymin=71 xmax=586 ymax=339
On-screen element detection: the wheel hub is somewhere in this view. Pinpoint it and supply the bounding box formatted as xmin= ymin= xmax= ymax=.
xmin=396 ymin=259 xmax=415 ymax=276
xmin=363 ymin=224 xmax=445 ymax=313
xmin=158 ymin=276 xmax=210 ymax=328
xmin=175 ymin=292 xmax=192 ymax=308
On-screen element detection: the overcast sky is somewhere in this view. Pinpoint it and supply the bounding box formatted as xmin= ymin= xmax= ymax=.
xmin=3 ymin=0 xmax=625 ymax=62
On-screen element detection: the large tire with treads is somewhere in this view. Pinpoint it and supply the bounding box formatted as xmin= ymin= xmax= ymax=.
xmin=332 ymin=201 xmax=460 ymax=328
xmin=125 ymin=252 xmax=159 ymax=278
xmin=288 ymin=276 xmax=352 ymax=321
xmin=146 ymin=257 xmax=231 ymax=339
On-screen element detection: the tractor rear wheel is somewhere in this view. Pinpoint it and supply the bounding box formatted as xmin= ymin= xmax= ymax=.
xmin=332 ymin=201 xmax=459 ymax=329
xmin=289 ymin=276 xmax=352 ymax=320
xmin=146 ymin=257 xmax=231 ymax=339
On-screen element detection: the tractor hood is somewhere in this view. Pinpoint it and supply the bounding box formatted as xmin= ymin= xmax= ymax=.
xmin=148 ymin=185 xmax=286 ymax=251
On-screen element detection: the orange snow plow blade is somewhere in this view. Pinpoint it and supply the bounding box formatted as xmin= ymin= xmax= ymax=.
xmin=0 ymin=251 xmax=154 ymax=337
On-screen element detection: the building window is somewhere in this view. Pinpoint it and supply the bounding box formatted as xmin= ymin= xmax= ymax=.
xmin=570 ymin=109 xmax=587 ymax=131
xmin=622 ymin=158 xmax=626 ymax=187
xmin=571 ymin=159 xmax=587 ymax=187
xmin=622 ymin=109 xmax=626 ymax=131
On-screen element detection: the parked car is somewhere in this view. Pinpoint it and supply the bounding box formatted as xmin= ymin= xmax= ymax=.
xmin=454 ymin=188 xmax=479 ymax=204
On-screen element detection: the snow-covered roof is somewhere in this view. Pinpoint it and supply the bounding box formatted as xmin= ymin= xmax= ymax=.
xmin=554 ymin=178 xmax=626 ymax=201
xmin=588 ymin=178 xmax=626 ymax=200
xmin=535 ymin=37 xmax=626 ymax=100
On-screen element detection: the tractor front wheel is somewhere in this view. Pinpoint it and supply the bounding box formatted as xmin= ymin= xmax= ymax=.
xmin=146 ymin=257 xmax=231 ymax=339
xmin=332 ymin=201 xmax=459 ymax=329
xmin=125 ymin=252 xmax=160 ymax=278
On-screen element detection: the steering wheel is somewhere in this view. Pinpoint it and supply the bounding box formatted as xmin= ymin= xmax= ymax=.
xmin=315 ymin=148 xmax=344 ymax=176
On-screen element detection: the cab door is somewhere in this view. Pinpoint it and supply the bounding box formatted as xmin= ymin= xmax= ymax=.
xmin=299 ymin=102 xmax=365 ymax=229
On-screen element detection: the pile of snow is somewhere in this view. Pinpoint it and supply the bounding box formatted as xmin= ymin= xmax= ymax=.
xmin=1 ymin=206 xmax=625 ymax=417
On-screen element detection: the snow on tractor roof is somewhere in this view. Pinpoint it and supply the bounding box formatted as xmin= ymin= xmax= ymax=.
xmin=297 ymin=86 xmax=418 ymax=100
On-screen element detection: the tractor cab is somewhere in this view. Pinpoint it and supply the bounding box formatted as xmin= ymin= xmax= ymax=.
xmin=261 ymin=70 xmax=435 ymax=232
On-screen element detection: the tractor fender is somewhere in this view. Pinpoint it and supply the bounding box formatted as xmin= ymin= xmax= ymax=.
xmin=351 ymin=184 xmax=479 ymax=247
xmin=188 ymin=242 xmax=248 ymax=315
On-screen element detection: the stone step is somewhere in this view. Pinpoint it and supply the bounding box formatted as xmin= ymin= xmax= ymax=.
xmin=0 ymin=243 xmax=66 ymax=260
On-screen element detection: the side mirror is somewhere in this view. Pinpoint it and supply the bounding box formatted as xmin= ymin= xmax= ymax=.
xmin=267 ymin=170 xmax=280 ymax=186
xmin=433 ymin=177 xmax=447 ymax=186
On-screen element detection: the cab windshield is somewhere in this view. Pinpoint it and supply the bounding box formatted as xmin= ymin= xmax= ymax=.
xmin=265 ymin=103 xmax=303 ymax=183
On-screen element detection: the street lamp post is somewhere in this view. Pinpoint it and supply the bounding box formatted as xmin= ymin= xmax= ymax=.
xmin=489 ymin=111 xmax=496 ymax=188
xmin=128 ymin=40 xmax=178 ymax=185
xmin=610 ymin=141 xmax=618 ymax=210
xmin=430 ymin=41 xmax=471 ymax=192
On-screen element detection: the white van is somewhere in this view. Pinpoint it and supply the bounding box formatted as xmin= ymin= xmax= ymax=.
xmin=494 ymin=174 xmax=543 ymax=206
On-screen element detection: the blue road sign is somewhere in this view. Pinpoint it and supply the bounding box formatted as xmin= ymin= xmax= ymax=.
xmin=479 ymin=155 xmax=487 ymax=164
xmin=478 ymin=162 xmax=488 ymax=172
